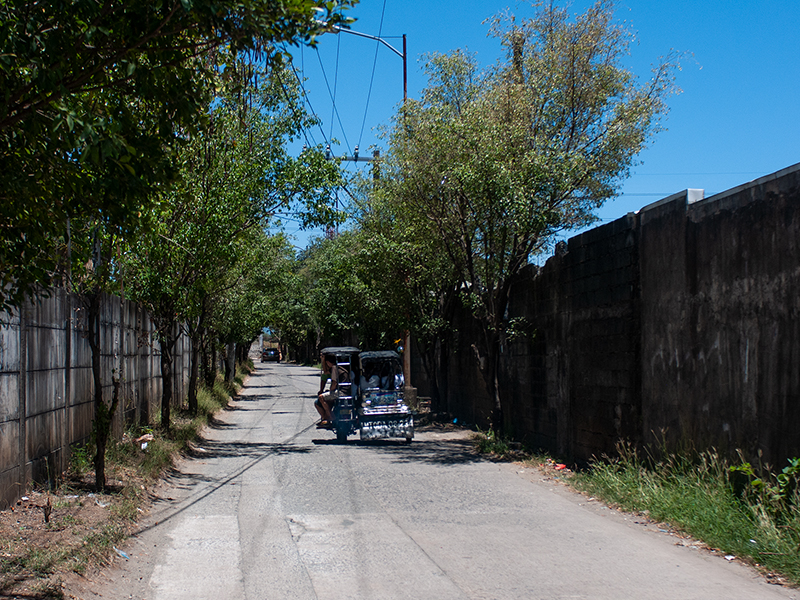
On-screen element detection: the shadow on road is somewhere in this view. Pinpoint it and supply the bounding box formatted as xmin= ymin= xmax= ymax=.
xmin=237 ymin=384 xmax=280 ymax=391
xmin=371 ymin=438 xmax=479 ymax=466
xmin=251 ymin=363 xmax=319 ymax=379
xmin=134 ymin=421 xmax=320 ymax=536
xmin=311 ymin=434 xmax=480 ymax=467
xmin=190 ymin=439 xmax=314 ymax=460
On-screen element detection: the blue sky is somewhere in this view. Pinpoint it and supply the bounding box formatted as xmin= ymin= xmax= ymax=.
xmin=282 ymin=0 xmax=800 ymax=249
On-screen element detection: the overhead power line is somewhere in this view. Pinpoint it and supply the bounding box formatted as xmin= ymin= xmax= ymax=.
xmin=358 ymin=0 xmax=388 ymax=148
xmin=314 ymin=46 xmax=352 ymax=154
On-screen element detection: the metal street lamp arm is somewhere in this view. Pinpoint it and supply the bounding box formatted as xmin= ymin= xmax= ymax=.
xmin=332 ymin=25 xmax=404 ymax=58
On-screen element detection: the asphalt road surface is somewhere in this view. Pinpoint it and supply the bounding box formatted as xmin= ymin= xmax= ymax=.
xmin=70 ymin=362 xmax=797 ymax=600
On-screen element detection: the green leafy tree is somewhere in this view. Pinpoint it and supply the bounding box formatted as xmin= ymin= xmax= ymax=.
xmin=0 ymin=0 xmax=354 ymax=311
xmin=64 ymin=217 xmax=126 ymax=491
xmin=259 ymin=238 xmax=316 ymax=362
xmin=351 ymin=176 xmax=461 ymax=409
xmin=210 ymin=231 xmax=287 ymax=367
xmin=298 ymin=230 xmax=410 ymax=350
xmin=124 ymin=54 xmax=341 ymax=429
xmin=380 ymin=1 xmax=679 ymax=431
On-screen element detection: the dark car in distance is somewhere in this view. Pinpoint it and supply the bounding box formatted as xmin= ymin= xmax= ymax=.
xmin=261 ymin=348 xmax=280 ymax=362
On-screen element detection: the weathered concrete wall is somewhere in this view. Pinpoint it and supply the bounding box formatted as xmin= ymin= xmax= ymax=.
xmin=500 ymin=213 xmax=642 ymax=460
xmin=0 ymin=290 xmax=190 ymax=508
xmin=639 ymin=167 xmax=800 ymax=466
xmin=416 ymin=163 xmax=800 ymax=467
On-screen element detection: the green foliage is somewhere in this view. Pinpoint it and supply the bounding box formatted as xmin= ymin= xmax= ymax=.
xmin=293 ymin=230 xmax=413 ymax=348
xmin=0 ymin=0 xmax=354 ymax=312
xmin=474 ymin=429 xmax=511 ymax=457
xmin=730 ymin=456 xmax=800 ymax=509
xmin=123 ymin=53 xmax=341 ymax=336
xmin=377 ymin=1 xmax=680 ymax=428
xmin=262 ymin=245 xmax=317 ymax=354
xmin=573 ymin=447 xmax=800 ymax=585
xmin=121 ymin=52 xmax=342 ymax=425
xmin=69 ymin=445 xmax=94 ymax=477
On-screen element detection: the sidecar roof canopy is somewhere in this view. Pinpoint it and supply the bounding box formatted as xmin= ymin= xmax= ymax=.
xmin=321 ymin=346 xmax=361 ymax=356
xmin=359 ymin=350 xmax=400 ymax=361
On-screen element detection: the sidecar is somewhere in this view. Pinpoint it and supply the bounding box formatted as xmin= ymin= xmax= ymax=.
xmin=319 ymin=347 xmax=361 ymax=443
xmin=355 ymin=350 xmax=414 ymax=442
xmin=322 ymin=347 xmax=414 ymax=443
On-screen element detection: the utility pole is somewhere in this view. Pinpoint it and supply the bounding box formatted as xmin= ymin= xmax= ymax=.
xmin=324 ymin=28 xmax=413 ymax=393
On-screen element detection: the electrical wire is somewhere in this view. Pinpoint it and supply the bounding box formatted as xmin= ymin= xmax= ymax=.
xmin=297 ymin=45 xmax=318 ymax=147
xmin=275 ymin=59 xmax=317 ymax=150
xmin=284 ymin=45 xmax=329 ymax=147
xmin=358 ymin=0 xmax=388 ymax=148
xmin=313 ymin=46 xmax=352 ymax=154
xmin=330 ymin=31 xmax=341 ymax=143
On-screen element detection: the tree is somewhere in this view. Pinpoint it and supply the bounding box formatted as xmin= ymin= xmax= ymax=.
xmin=380 ymin=1 xmax=678 ymax=431
xmin=351 ymin=177 xmax=461 ymax=411
xmin=297 ymin=228 xmax=412 ymax=351
xmin=64 ymin=217 xmax=125 ymax=491
xmin=123 ymin=54 xmax=341 ymax=429
xmin=260 ymin=239 xmax=317 ymax=363
xmin=0 ymin=0 xmax=354 ymax=311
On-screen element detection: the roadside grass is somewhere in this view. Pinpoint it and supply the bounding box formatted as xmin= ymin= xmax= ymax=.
xmin=571 ymin=444 xmax=800 ymax=586
xmin=473 ymin=430 xmax=800 ymax=586
xmin=0 ymin=363 xmax=252 ymax=599
xmin=473 ymin=428 xmax=512 ymax=456
xmin=472 ymin=429 xmax=554 ymax=467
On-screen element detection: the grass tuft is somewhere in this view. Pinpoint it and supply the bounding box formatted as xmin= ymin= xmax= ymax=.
xmin=1 ymin=366 xmax=248 ymax=598
xmin=571 ymin=443 xmax=800 ymax=585
xmin=473 ymin=428 xmax=512 ymax=457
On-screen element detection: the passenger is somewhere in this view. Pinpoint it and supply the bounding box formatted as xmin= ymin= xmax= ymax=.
xmin=316 ymin=355 xmax=350 ymax=428
xmin=315 ymin=354 xmax=335 ymax=428
xmin=360 ymin=363 xmax=380 ymax=391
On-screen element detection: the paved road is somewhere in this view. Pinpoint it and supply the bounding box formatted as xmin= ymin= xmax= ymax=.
xmin=70 ymin=362 xmax=796 ymax=600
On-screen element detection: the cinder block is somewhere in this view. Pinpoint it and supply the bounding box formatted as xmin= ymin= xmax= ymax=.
xmin=0 ymin=466 xmax=21 ymax=509
xmin=25 ymin=410 xmax=63 ymax=461
xmin=0 ymin=419 xmax=20 ymax=471
xmin=29 ymin=325 xmax=64 ymax=371
xmin=26 ymin=369 xmax=66 ymax=416
xmin=68 ymin=400 xmax=93 ymax=445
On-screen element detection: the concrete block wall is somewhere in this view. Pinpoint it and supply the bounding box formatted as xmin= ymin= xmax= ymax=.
xmin=417 ymin=162 xmax=800 ymax=467
xmin=0 ymin=290 xmax=189 ymax=508
xmin=500 ymin=212 xmax=641 ymax=460
xmin=0 ymin=311 xmax=22 ymax=506
xmin=640 ymin=167 xmax=800 ymax=466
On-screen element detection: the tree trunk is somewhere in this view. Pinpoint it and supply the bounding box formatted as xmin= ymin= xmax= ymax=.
xmin=224 ymin=342 xmax=235 ymax=382
xmin=87 ymin=291 xmax=107 ymax=491
xmin=159 ymin=326 xmax=175 ymax=431
xmin=476 ymin=283 xmax=513 ymax=435
xmin=476 ymin=319 xmax=504 ymax=436
xmin=187 ymin=331 xmax=200 ymax=415
xmin=488 ymin=345 xmax=504 ymax=434
xmin=204 ymin=334 xmax=217 ymax=388
xmin=187 ymin=310 xmax=205 ymax=415
xmin=86 ymin=291 xmax=121 ymax=492
xmin=418 ymin=336 xmax=448 ymax=414
xmin=435 ymin=337 xmax=450 ymax=415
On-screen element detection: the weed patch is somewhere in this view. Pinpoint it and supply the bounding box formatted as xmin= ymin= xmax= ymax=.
xmin=0 ymin=371 xmax=246 ymax=598
xmin=571 ymin=444 xmax=800 ymax=586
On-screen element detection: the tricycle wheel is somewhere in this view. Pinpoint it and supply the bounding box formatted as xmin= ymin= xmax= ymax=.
xmin=405 ymin=435 xmax=413 ymax=444
xmin=336 ymin=429 xmax=348 ymax=443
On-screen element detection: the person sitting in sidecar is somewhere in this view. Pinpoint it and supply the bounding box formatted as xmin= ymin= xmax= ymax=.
xmin=315 ymin=353 xmax=348 ymax=428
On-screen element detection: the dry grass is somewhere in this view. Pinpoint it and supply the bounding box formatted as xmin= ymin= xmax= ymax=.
xmin=0 ymin=365 xmax=251 ymax=599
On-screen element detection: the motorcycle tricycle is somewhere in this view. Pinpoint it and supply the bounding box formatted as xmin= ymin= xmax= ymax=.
xmin=320 ymin=346 xmax=414 ymax=443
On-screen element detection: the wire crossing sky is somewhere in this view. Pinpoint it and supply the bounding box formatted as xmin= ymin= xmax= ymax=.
xmin=284 ymin=0 xmax=800 ymax=249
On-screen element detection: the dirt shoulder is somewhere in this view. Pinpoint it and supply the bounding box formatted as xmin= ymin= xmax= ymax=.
xmin=0 ymin=468 xmax=152 ymax=599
